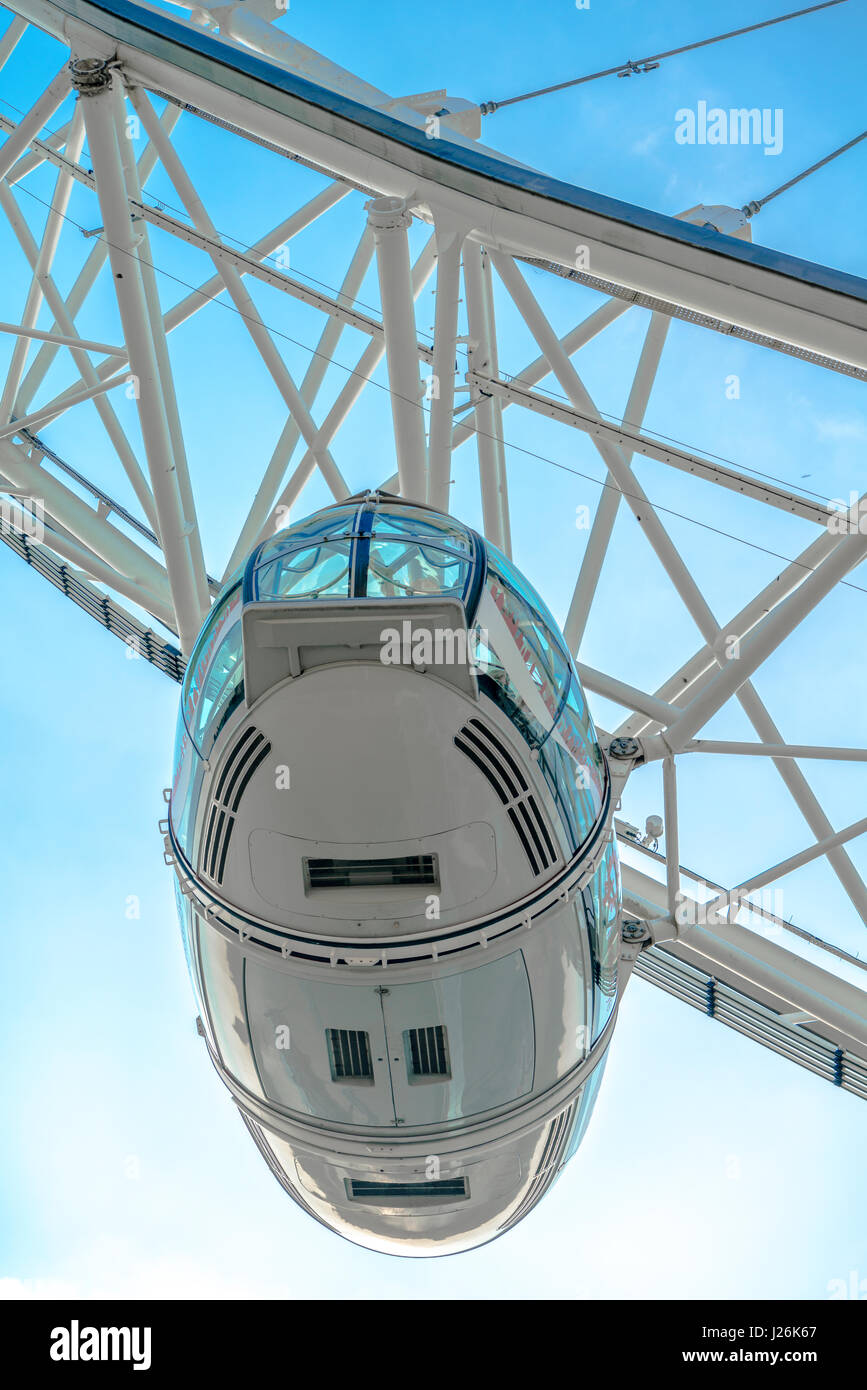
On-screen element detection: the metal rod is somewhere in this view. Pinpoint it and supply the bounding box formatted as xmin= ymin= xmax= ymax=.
xmin=0 ymin=322 xmax=125 ymax=356
xmin=368 ymin=196 xmax=427 ymax=502
xmin=0 ymin=182 xmax=160 ymax=534
xmin=130 ymin=83 xmax=348 ymax=507
xmin=77 ymin=66 xmax=204 ymax=654
xmin=224 ymin=225 xmax=375 ymax=575
xmin=0 ymin=370 xmax=130 ymax=439
xmin=462 ymin=242 xmax=511 ymax=553
xmin=564 ymin=312 xmax=669 ymax=652
xmin=263 ymin=236 xmax=437 ymax=535
xmin=15 ymin=104 xmax=182 ymax=413
xmin=114 ymin=79 xmax=209 ymax=618
xmin=427 ymin=221 xmax=464 ymax=510
xmin=0 ymin=65 xmax=69 ymax=184
xmin=681 ymin=739 xmax=867 ymax=762
xmin=662 ymin=756 xmax=679 ymax=917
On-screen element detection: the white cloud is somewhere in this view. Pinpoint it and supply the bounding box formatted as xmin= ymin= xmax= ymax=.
xmin=813 ymin=414 xmax=867 ymax=442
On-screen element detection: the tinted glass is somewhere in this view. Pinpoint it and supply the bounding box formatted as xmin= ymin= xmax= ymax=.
xmin=198 ymin=927 xmax=265 ymax=1099
xmin=587 ymin=843 xmax=621 ymax=1037
xmin=255 ymin=540 xmax=353 ymax=600
xmin=367 ymin=538 xmax=470 ymax=598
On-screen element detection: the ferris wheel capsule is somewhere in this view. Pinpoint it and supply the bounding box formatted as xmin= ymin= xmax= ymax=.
xmin=168 ymin=492 xmax=622 ymax=1255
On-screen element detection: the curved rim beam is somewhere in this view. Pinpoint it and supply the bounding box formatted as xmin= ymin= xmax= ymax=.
xmin=9 ymin=0 xmax=867 ymax=371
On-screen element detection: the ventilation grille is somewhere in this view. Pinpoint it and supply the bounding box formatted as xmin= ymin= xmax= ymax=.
xmin=327 ymin=1028 xmax=373 ymax=1082
xmin=454 ymin=717 xmax=557 ymax=875
xmin=347 ymin=1178 xmax=468 ymax=1204
xmin=499 ymin=1105 xmax=575 ymax=1231
xmin=405 ymin=1025 xmax=450 ymax=1079
xmin=200 ymin=725 xmax=271 ymax=885
xmin=305 ymin=854 xmax=438 ymax=891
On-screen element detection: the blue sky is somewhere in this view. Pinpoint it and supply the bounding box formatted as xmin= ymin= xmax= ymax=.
xmin=1 ymin=0 xmax=866 ymax=1298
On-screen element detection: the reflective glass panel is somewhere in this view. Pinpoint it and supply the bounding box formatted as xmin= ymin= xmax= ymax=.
xmin=198 ymin=927 xmax=265 ymax=1099
xmin=366 ymin=538 xmax=470 ymax=598
xmin=181 ymin=584 xmax=242 ymax=737
xmin=191 ymin=620 xmax=243 ymax=751
xmin=255 ymin=540 xmax=353 ymax=600
xmin=587 ymin=843 xmax=621 ymax=1037
xmin=372 ymin=505 xmax=473 ymax=554
xmin=258 ymin=505 xmax=357 ymax=562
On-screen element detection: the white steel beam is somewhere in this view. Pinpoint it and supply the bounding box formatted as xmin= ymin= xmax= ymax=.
xmin=75 ymin=62 xmax=204 ymax=653
xmin=0 ymin=63 xmax=68 ymax=183
xmin=427 ymin=220 xmax=464 ymax=510
xmin=113 ymin=79 xmax=209 ymax=615
xmin=0 ymin=106 xmax=85 ymax=426
xmin=0 ymin=322 xmax=124 ymax=356
xmin=14 ymin=103 xmax=182 ymax=413
xmin=452 ymin=296 xmax=629 ymax=453
xmin=707 ymin=814 xmax=867 ymax=920
xmin=262 ymin=235 xmax=437 ymax=534
xmin=0 ymin=15 xmax=26 ymax=71
xmin=0 ymin=368 xmax=130 ymax=439
xmin=492 ymin=249 xmax=867 ymax=926
xmin=38 ymin=181 xmax=350 ymax=413
xmin=462 ymin=242 xmax=510 ymax=553
xmin=129 ymin=82 xmax=349 ymax=507
xmin=662 ymin=756 xmax=679 ymax=918
xmin=623 ymin=860 xmax=867 ymax=1054
xmin=615 ymin=528 xmax=841 ymax=740
xmin=664 ymin=513 xmax=867 ymax=752
xmin=225 ymin=225 xmax=376 ymax=575
xmin=0 ymin=436 xmax=171 ymax=606
xmin=578 ymin=661 xmax=678 ymax=726
xmin=368 ymin=196 xmax=427 ymax=502
xmin=680 ymin=740 xmax=867 ymax=763
xmin=563 ymin=311 xmax=669 ymax=652
xmin=0 ymin=180 xmax=160 ymax=533
xmin=470 ymin=361 xmax=833 ymax=531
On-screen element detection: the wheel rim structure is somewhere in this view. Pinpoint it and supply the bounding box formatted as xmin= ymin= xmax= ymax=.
xmin=1 ymin=0 xmax=867 ymax=1101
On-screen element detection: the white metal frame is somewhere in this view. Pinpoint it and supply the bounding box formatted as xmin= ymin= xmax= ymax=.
xmin=1 ymin=0 xmax=866 ymax=1078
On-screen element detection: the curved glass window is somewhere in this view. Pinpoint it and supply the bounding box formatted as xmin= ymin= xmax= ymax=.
xmin=255 ymin=540 xmax=353 ymax=600
xmin=479 ymin=547 xmax=572 ymax=741
xmin=248 ymin=498 xmax=478 ymax=606
xmin=261 ymin=505 xmax=357 ymax=555
xmin=181 ymin=584 xmax=242 ymax=740
xmin=562 ymin=1047 xmax=610 ymax=1167
xmin=585 ymin=843 xmax=621 ymax=1037
xmin=372 ymin=505 xmax=474 ymax=554
xmin=170 ymin=713 xmax=198 ymax=857
xmin=366 ymin=538 xmax=470 ymax=599
xmin=197 ymin=926 xmax=265 ymax=1100
xmin=549 ymin=679 xmax=606 ymax=827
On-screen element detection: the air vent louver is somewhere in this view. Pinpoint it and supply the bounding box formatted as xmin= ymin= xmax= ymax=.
xmin=327 ymin=1028 xmax=373 ymax=1082
xmin=200 ymin=725 xmax=271 ymax=884
xmin=454 ymin=717 xmax=557 ymax=875
xmin=347 ymin=1178 xmax=468 ymax=1203
xmin=405 ymin=1025 xmax=450 ymax=1079
xmin=305 ymin=854 xmax=438 ymax=890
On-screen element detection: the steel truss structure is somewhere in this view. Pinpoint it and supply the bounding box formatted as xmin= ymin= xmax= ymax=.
xmin=1 ymin=0 xmax=866 ymax=1095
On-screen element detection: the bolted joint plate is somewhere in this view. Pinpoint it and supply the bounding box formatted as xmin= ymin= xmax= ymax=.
xmin=68 ymin=58 xmax=113 ymax=95
xmin=366 ymin=195 xmax=413 ymax=233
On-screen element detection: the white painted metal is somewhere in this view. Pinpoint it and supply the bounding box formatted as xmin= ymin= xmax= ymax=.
xmin=0 ymin=0 xmax=865 ymax=1112
xmin=368 ymin=196 xmax=428 ymax=501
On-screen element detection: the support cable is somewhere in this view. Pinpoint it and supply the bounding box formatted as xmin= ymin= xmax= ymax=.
xmin=480 ymin=0 xmax=848 ymax=113
xmin=743 ymin=128 xmax=867 ymax=215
